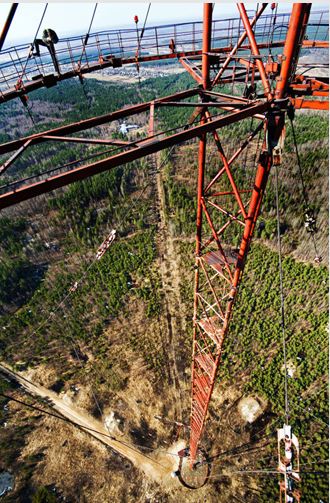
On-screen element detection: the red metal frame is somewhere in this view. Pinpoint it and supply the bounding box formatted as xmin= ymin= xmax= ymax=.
xmin=0 ymin=4 xmax=328 ymax=496
xmin=188 ymin=2 xmax=313 ymax=470
xmin=0 ymin=3 xmax=18 ymax=51
xmin=212 ymin=3 xmax=268 ymax=87
xmin=0 ymin=99 xmax=268 ymax=209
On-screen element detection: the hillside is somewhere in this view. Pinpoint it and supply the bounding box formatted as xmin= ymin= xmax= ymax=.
xmin=0 ymin=72 xmax=328 ymax=502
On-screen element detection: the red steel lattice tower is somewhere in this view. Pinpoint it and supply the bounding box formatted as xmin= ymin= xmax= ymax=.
xmin=0 ymin=5 xmax=328 ymax=496
xmin=189 ymin=2 xmax=312 ymax=464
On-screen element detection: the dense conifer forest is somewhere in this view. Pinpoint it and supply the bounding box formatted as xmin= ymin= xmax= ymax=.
xmin=0 ymin=70 xmax=328 ymax=501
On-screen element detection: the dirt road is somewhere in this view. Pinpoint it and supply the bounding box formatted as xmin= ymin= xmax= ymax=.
xmin=0 ymin=362 xmax=182 ymax=486
xmin=154 ymin=150 xmax=187 ymax=422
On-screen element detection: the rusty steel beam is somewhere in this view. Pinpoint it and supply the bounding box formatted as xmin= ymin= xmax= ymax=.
xmin=0 ymin=139 xmax=32 ymax=176
xmin=212 ymin=3 xmax=268 ymax=87
xmin=200 ymin=92 xmax=266 ymax=119
xmin=210 ymin=129 xmax=248 ymax=220
xmin=204 ymin=121 xmax=264 ymax=194
xmin=41 ymin=135 xmax=132 ymax=146
xmin=156 ymin=101 xmax=248 ymax=108
xmin=290 ymin=97 xmax=329 ymax=110
xmin=0 ymin=34 xmax=327 ymax=105
xmin=275 ymin=3 xmax=311 ymax=100
xmin=179 ymin=58 xmax=203 ymax=85
xmin=0 ymin=101 xmax=268 ymax=209
xmin=0 ymin=3 xmax=18 ymax=51
xmin=237 ymin=3 xmax=272 ymax=100
xmin=302 ymin=40 xmax=329 ymax=49
xmin=189 ymin=131 xmax=275 ymax=461
xmin=201 ymin=4 xmax=212 ymax=90
xmin=0 ymin=40 xmax=298 ymax=105
xmin=187 ymin=2 xmax=318 ymax=472
xmin=189 ymin=1 xmax=213 ymax=466
xmin=0 ymin=88 xmax=199 ymax=156
xmin=290 ymin=76 xmax=329 ymax=96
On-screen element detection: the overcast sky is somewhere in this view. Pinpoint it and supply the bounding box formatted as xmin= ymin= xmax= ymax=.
xmin=0 ymin=2 xmax=328 ymax=48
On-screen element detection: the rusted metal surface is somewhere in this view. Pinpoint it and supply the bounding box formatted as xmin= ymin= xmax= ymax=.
xmin=179 ymin=57 xmax=203 ymax=85
xmin=0 ymin=4 xmax=18 ymax=51
xmin=212 ymin=3 xmax=268 ymax=87
xmin=0 ymin=88 xmax=199 ymax=156
xmin=40 ymin=135 xmax=131 ymax=146
xmin=0 ymin=101 xmax=268 ymax=209
xmin=0 ymin=34 xmax=327 ymax=105
xmin=0 ymin=139 xmax=32 ymax=175
xmin=237 ymin=3 xmax=272 ymax=100
xmin=0 ymin=6 xmax=327 ymax=494
xmin=188 ymin=2 xmax=315 ymax=469
xmin=275 ymin=4 xmax=311 ymax=100
xmin=290 ymin=97 xmax=329 ymax=110
xmin=290 ymin=76 xmax=329 ymax=96
xmin=0 ymin=5 xmax=326 ymax=104
xmin=201 ymin=3 xmax=212 ymax=90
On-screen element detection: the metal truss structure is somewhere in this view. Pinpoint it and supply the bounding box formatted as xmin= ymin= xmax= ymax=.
xmin=0 ymin=3 xmax=329 ymax=500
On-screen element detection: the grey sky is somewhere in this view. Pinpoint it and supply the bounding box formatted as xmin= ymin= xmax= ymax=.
xmin=0 ymin=2 xmax=328 ymax=48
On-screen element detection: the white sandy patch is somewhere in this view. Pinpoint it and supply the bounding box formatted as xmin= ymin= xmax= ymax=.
xmin=238 ymin=396 xmax=263 ymax=423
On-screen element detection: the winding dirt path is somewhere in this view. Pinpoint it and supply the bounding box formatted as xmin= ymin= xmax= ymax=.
xmin=0 ymin=362 xmax=181 ymax=485
xmin=154 ymin=150 xmax=186 ymax=422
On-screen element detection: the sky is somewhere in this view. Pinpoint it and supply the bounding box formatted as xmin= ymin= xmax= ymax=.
xmin=0 ymin=2 xmax=328 ymax=48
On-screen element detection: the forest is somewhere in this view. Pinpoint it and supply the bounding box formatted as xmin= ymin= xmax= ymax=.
xmin=0 ymin=67 xmax=328 ymax=502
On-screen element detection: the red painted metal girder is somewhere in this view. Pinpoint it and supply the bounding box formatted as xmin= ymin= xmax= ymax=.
xmin=0 ymin=3 xmax=18 ymax=51
xmin=190 ymin=136 xmax=273 ymax=462
xmin=0 ymin=100 xmax=268 ymax=209
xmin=197 ymin=316 xmax=223 ymax=346
xmin=0 ymin=88 xmax=199 ymax=156
xmin=204 ymin=121 xmax=264 ymax=194
xmin=237 ymin=3 xmax=272 ymax=100
xmin=201 ymin=199 xmax=235 ymax=282
xmin=194 ymin=377 xmax=210 ymax=400
xmin=290 ymin=97 xmax=329 ymax=110
xmin=198 ymin=260 xmax=227 ymax=319
xmin=195 ymin=353 xmax=216 ymax=377
xmin=194 ymin=391 xmax=208 ymax=410
xmin=212 ymin=3 xmax=268 ymax=87
xmin=201 ymin=3 xmax=212 ymax=90
xmin=203 ymin=249 xmax=237 ymax=273
xmin=0 ymin=139 xmax=32 ymax=175
xmin=189 ymin=1 xmax=312 ymax=467
xmin=208 ymin=121 xmax=248 ymax=219
xmin=206 ymin=199 xmax=246 ymax=227
xmin=41 ymin=135 xmax=131 ymax=146
xmin=0 ymin=41 xmax=293 ymax=105
xmin=275 ymin=4 xmax=311 ymax=100
xmin=302 ymin=40 xmax=328 ymax=49
xmin=179 ymin=57 xmax=203 ymax=85
xmin=156 ymin=101 xmax=249 ymax=108
xmin=290 ymin=87 xmax=329 ymax=97
xmin=292 ymin=75 xmax=329 ymax=90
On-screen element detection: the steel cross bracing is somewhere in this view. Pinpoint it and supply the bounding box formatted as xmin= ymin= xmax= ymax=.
xmin=189 ymin=3 xmax=314 ymax=475
xmin=0 ymin=2 xmax=328 ymax=495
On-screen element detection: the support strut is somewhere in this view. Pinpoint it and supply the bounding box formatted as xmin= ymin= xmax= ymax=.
xmin=188 ymin=2 xmax=312 ymax=469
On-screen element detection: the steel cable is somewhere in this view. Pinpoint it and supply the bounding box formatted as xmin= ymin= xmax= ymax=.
xmin=77 ymin=3 xmax=98 ymax=69
xmin=274 ymin=164 xmax=289 ymax=426
xmin=18 ymin=4 xmax=48 ymax=83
